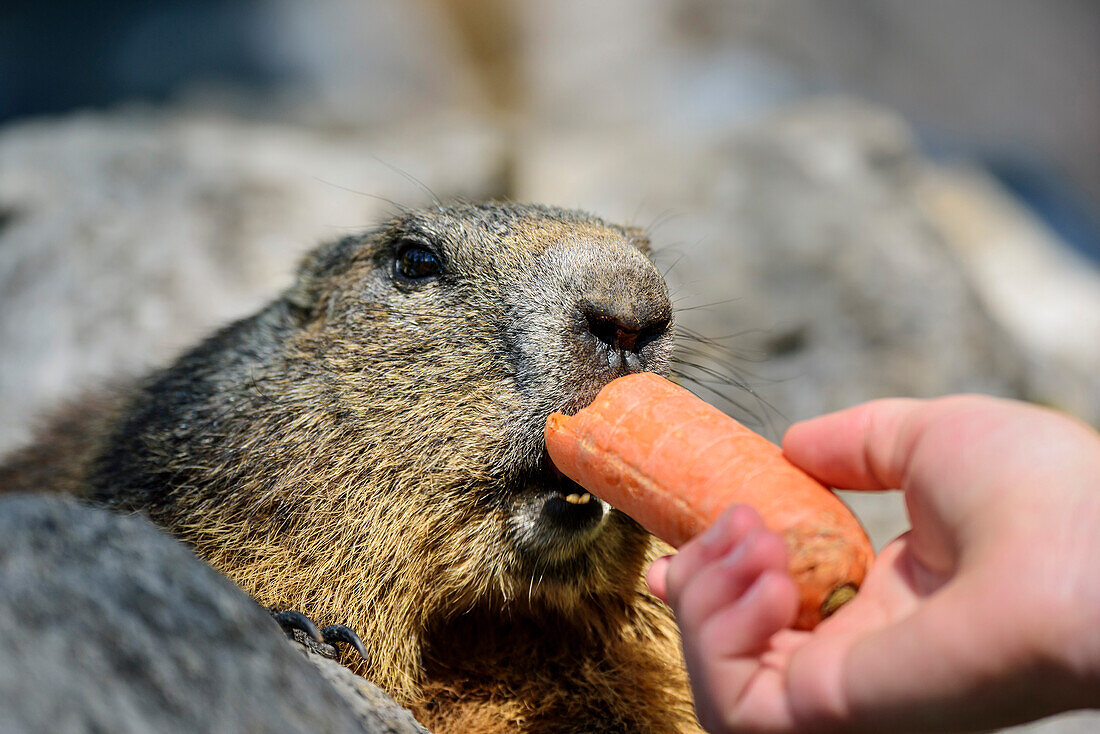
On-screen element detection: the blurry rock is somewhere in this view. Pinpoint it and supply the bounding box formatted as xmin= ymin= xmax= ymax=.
xmin=516 ymin=101 xmax=1048 ymax=425
xmin=515 ymin=0 xmax=1100 ymax=210
xmin=0 ymin=494 xmax=426 ymax=734
xmin=915 ymin=166 xmax=1100 ymax=420
xmin=516 ymin=99 xmax=1100 ymax=557
xmin=0 ymin=110 xmax=504 ymax=454
xmin=240 ymin=0 xmax=486 ymax=127
xmin=518 ymin=0 xmax=802 ymax=133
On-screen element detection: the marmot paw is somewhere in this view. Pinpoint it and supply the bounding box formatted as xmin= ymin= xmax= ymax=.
xmin=272 ymin=609 xmax=368 ymax=660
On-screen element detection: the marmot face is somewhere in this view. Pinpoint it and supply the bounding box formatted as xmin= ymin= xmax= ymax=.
xmin=284 ymin=203 xmax=674 ymax=602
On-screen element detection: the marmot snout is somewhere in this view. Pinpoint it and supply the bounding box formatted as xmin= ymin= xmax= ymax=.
xmin=2 ymin=202 xmax=701 ymax=732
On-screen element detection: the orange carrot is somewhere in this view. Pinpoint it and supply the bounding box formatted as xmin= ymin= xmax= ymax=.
xmin=545 ymin=372 xmax=873 ymax=630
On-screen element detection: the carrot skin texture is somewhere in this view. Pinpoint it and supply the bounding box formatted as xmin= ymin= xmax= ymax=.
xmin=545 ymin=373 xmax=874 ymax=630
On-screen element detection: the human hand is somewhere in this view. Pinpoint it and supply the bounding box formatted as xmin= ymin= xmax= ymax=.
xmin=647 ymin=395 xmax=1100 ymax=733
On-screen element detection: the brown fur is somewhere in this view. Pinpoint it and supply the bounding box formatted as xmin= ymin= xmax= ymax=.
xmin=1 ymin=202 xmax=701 ymax=732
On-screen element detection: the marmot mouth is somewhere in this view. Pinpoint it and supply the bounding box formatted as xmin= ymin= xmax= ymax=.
xmin=542 ymin=455 xmax=606 ymax=529
xmin=545 ymin=457 xmax=595 ymax=505
xmin=506 ymin=454 xmax=610 ymax=564
xmin=540 ymin=478 xmax=604 ymax=532
xmin=536 ymin=455 xmax=607 ymax=530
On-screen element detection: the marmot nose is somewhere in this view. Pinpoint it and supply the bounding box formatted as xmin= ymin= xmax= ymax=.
xmin=582 ymin=301 xmax=670 ymax=355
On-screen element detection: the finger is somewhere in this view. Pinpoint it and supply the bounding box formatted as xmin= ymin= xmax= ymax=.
xmin=687 ymin=571 xmax=801 ymax=733
xmin=781 ymin=398 xmax=929 ymax=491
xmin=783 ymin=396 xmax=1027 ymax=575
xmin=694 ymin=569 xmax=799 ymax=662
xmin=673 ymin=528 xmax=789 ymax=633
xmin=646 ymin=555 xmax=672 ymax=602
xmin=664 ymin=504 xmax=765 ymax=609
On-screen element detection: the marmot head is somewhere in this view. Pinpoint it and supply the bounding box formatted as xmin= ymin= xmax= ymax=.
xmin=287 ymin=201 xmax=672 ymax=585
xmin=120 ymin=202 xmax=676 ymax=696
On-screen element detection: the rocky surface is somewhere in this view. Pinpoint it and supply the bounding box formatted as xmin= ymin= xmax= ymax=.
xmin=0 ymin=494 xmax=426 ymax=734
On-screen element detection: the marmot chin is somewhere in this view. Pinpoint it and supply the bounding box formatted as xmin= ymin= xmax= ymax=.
xmin=2 ymin=202 xmax=702 ymax=733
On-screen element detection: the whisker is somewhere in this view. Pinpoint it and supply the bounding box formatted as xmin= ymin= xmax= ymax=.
xmin=369 ymin=156 xmax=444 ymax=212
xmin=674 ymin=340 xmax=767 ymax=368
xmin=670 ymin=357 xmax=756 ymax=396
xmin=658 ymin=251 xmax=688 ymax=280
xmin=248 ymin=370 xmax=276 ymax=405
xmin=677 ymin=325 xmax=769 ymax=345
xmin=670 ymin=318 xmax=791 ymax=437
xmin=670 ymin=369 xmax=763 ymax=423
xmin=309 ymin=176 xmax=412 ymax=215
xmin=672 ymin=296 xmax=743 ymax=313
xmin=644 ymin=209 xmax=682 ymax=235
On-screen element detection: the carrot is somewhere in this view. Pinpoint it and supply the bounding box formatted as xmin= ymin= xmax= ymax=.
xmin=544 ymin=372 xmax=873 ymax=630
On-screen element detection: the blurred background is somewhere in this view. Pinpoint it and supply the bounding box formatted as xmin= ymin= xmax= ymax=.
xmin=0 ymin=2 xmax=1098 ymax=729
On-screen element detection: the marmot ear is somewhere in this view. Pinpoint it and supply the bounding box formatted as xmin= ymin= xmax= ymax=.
xmin=285 ymin=270 xmax=319 ymax=319
xmin=285 ymin=235 xmax=364 ymax=319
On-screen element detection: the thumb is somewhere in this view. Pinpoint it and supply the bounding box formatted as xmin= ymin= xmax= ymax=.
xmin=781 ymin=398 xmax=927 ymax=492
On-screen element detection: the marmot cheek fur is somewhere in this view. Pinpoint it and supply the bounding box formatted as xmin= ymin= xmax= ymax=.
xmin=1 ymin=202 xmax=702 ymax=733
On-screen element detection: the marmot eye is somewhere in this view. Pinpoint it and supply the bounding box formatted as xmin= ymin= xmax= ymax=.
xmin=394 ymin=242 xmax=441 ymax=282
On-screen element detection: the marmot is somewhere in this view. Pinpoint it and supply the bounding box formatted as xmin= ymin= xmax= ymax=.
xmin=1 ymin=202 xmax=702 ymax=733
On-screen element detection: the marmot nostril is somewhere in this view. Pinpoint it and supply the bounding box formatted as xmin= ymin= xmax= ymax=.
xmin=585 ymin=310 xmax=669 ymax=353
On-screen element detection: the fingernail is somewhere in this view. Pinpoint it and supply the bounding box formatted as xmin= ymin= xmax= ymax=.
xmin=740 ymin=569 xmax=784 ymax=605
xmin=646 ymin=555 xmax=673 ymax=601
xmin=719 ymin=530 xmax=758 ymax=567
xmin=647 ymin=554 xmax=672 ymax=585
xmin=698 ymin=518 xmax=726 ymax=549
xmin=649 ymin=554 xmax=673 ymax=573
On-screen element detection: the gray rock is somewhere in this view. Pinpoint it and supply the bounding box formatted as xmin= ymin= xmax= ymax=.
xmin=300 ymin=651 xmax=429 ymax=734
xmin=0 ymin=494 xmax=426 ymax=734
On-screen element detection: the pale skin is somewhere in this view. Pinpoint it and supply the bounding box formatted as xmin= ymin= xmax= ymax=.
xmin=647 ymin=395 xmax=1100 ymax=733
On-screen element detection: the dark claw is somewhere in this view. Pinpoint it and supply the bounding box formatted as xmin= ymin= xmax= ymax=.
xmin=273 ymin=610 xmax=323 ymax=643
xmin=321 ymin=624 xmax=368 ymax=660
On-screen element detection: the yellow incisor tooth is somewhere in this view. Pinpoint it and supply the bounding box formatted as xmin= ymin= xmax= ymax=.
xmin=577 ymin=493 xmax=591 ymax=504
xmin=565 ymin=493 xmax=581 ymax=504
